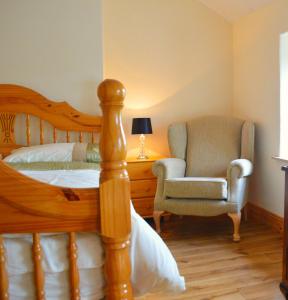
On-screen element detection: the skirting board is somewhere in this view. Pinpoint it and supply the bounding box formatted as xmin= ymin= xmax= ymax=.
xmin=247 ymin=202 xmax=284 ymax=234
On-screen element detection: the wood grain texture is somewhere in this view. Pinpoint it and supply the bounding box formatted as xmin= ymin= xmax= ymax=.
xmin=69 ymin=232 xmax=80 ymax=300
xmin=79 ymin=132 xmax=83 ymax=143
xmin=132 ymin=197 xmax=154 ymax=218
xmin=0 ymin=235 xmax=9 ymax=300
xmin=98 ymin=79 xmax=133 ymax=299
xmin=145 ymin=216 xmax=284 ymax=300
xmin=0 ymin=84 xmax=102 ymax=234
xmin=247 ymin=202 xmax=283 ymax=233
xmin=66 ymin=131 xmax=70 ymax=143
xmin=0 ymin=84 xmax=102 ymax=156
xmin=153 ymin=210 xmax=164 ymax=234
xmin=0 ymin=161 xmax=100 ymax=224
xmin=126 ymin=161 xmax=155 ymax=180
xmin=26 ymin=114 xmax=31 ymax=146
xmin=228 ymin=212 xmax=241 ymax=242
xmin=39 ymin=119 xmax=44 ymax=144
xmin=0 ymin=81 xmax=132 ymax=300
xmin=281 ymin=166 xmax=288 ymax=298
xmin=91 ymin=132 xmax=95 ymax=144
xmin=130 ymin=179 xmax=157 ymax=199
xmin=32 ymin=233 xmax=45 ymax=300
xmin=0 ymin=113 xmax=16 ymax=146
xmin=0 ymin=84 xmax=102 ymax=130
xmin=127 ymin=160 xmax=158 ymax=218
xmin=53 ymin=127 xmax=57 ymax=143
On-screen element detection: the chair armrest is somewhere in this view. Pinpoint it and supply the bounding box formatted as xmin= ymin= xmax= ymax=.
xmin=152 ymin=158 xmax=186 ymax=179
xmin=226 ymin=159 xmax=253 ymax=208
xmin=227 ymin=159 xmax=253 ymax=179
xmin=152 ymin=158 xmax=186 ymax=210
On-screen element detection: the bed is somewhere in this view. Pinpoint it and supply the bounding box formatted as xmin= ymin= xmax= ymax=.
xmin=0 ymin=80 xmax=184 ymax=300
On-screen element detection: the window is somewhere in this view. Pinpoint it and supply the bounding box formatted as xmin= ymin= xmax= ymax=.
xmin=280 ymin=32 xmax=288 ymax=158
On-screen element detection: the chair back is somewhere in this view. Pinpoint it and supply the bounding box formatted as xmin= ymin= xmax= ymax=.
xmin=168 ymin=116 xmax=249 ymax=177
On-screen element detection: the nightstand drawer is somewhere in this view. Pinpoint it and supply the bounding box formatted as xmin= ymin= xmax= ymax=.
xmin=127 ymin=161 xmax=155 ymax=180
xmin=130 ymin=179 xmax=157 ymax=199
xmin=132 ymin=197 xmax=154 ymax=217
xmin=126 ymin=158 xmax=162 ymax=218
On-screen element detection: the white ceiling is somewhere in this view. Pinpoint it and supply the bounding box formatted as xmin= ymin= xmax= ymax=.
xmin=198 ymin=0 xmax=275 ymax=22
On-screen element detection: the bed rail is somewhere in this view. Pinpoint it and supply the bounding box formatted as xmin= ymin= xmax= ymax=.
xmin=0 ymin=79 xmax=133 ymax=300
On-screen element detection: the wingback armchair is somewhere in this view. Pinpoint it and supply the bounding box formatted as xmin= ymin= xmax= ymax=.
xmin=152 ymin=116 xmax=254 ymax=241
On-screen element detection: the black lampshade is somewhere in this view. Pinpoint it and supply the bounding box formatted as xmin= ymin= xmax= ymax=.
xmin=132 ymin=118 xmax=152 ymax=135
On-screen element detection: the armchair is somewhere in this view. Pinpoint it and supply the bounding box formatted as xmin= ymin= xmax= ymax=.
xmin=153 ymin=116 xmax=254 ymax=241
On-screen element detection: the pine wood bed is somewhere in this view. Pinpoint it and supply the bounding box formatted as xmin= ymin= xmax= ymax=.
xmin=0 ymin=79 xmax=133 ymax=299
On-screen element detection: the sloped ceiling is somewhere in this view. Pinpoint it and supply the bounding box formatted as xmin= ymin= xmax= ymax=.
xmin=198 ymin=0 xmax=275 ymax=22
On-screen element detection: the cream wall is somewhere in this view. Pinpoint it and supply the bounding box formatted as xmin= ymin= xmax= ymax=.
xmin=103 ymin=0 xmax=233 ymax=156
xmin=233 ymin=0 xmax=288 ymax=216
xmin=0 ymin=0 xmax=102 ymax=114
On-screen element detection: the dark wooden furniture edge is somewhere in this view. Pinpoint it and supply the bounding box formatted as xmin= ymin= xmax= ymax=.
xmin=281 ymin=165 xmax=288 ymax=299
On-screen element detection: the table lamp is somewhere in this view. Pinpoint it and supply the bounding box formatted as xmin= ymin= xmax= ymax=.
xmin=132 ymin=118 xmax=153 ymax=159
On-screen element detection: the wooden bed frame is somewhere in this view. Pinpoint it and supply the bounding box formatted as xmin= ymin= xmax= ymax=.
xmin=0 ymin=79 xmax=133 ymax=299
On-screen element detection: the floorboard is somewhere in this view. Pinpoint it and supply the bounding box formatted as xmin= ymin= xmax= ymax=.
xmin=143 ymin=215 xmax=284 ymax=300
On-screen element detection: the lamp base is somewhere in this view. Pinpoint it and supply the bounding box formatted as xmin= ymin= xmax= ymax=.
xmin=137 ymin=154 xmax=149 ymax=160
xmin=137 ymin=134 xmax=149 ymax=160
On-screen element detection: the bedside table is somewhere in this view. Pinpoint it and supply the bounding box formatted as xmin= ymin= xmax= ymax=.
xmin=127 ymin=158 xmax=160 ymax=218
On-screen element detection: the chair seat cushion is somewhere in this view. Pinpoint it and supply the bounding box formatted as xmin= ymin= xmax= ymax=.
xmin=164 ymin=177 xmax=227 ymax=200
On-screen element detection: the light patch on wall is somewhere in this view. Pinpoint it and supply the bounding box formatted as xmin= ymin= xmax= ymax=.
xmin=103 ymin=0 xmax=233 ymax=155
xmin=280 ymin=32 xmax=288 ymax=158
xmin=124 ymin=85 xmax=188 ymax=110
xmin=125 ymin=95 xmax=158 ymax=110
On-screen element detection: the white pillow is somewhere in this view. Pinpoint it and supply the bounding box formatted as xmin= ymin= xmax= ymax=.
xmin=4 ymin=143 xmax=75 ymax=163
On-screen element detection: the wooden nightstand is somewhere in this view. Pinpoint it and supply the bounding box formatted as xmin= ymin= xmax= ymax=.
xmin=127 ymin=158 xmax=160 ymax=218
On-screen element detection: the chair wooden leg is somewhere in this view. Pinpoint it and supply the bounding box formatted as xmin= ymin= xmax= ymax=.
xmin=153 ymin=211 xmax=164 ymax=234
xmin=228 ymin=212 xmax=241 ymax=242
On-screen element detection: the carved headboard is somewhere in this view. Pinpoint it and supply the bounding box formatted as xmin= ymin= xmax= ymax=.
xmin=0 ymin=84 xmax=102 ymax=156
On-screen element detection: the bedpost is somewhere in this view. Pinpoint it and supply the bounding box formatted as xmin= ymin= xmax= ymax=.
xmin=98 ymin=79 xmax=133 ymax=300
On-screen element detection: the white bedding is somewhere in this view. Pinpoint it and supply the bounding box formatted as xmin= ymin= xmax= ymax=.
xmin=4 ymin=169 xmax=185 ymax=299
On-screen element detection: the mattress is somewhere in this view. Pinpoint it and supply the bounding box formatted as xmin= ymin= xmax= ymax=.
xmin=3 ymin=168 xmax=185 ymax=299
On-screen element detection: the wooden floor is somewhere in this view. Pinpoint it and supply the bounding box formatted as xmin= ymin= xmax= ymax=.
xmin=143 ymin=215 xmax=284 ymax=300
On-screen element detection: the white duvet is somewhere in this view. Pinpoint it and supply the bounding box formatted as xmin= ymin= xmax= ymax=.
xmin=4 ymin=169 xmax=185 ymax=299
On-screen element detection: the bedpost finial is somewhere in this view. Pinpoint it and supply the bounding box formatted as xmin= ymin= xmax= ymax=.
xmin=97 ymin=79 xmax=126 ymax=105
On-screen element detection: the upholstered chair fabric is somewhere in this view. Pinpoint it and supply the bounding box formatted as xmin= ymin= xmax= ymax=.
xmin=241 ymin=121 xmax=255 ymax=162
xmin=164 ymin=177 xmax=227 ymax=200
xmin=168 ymin=122 xmax=187 ymax=160
xmin=185 ymin=116 xmax=243 ymax=177
xmin=153 ymin=116 xmax=255 ymax=221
